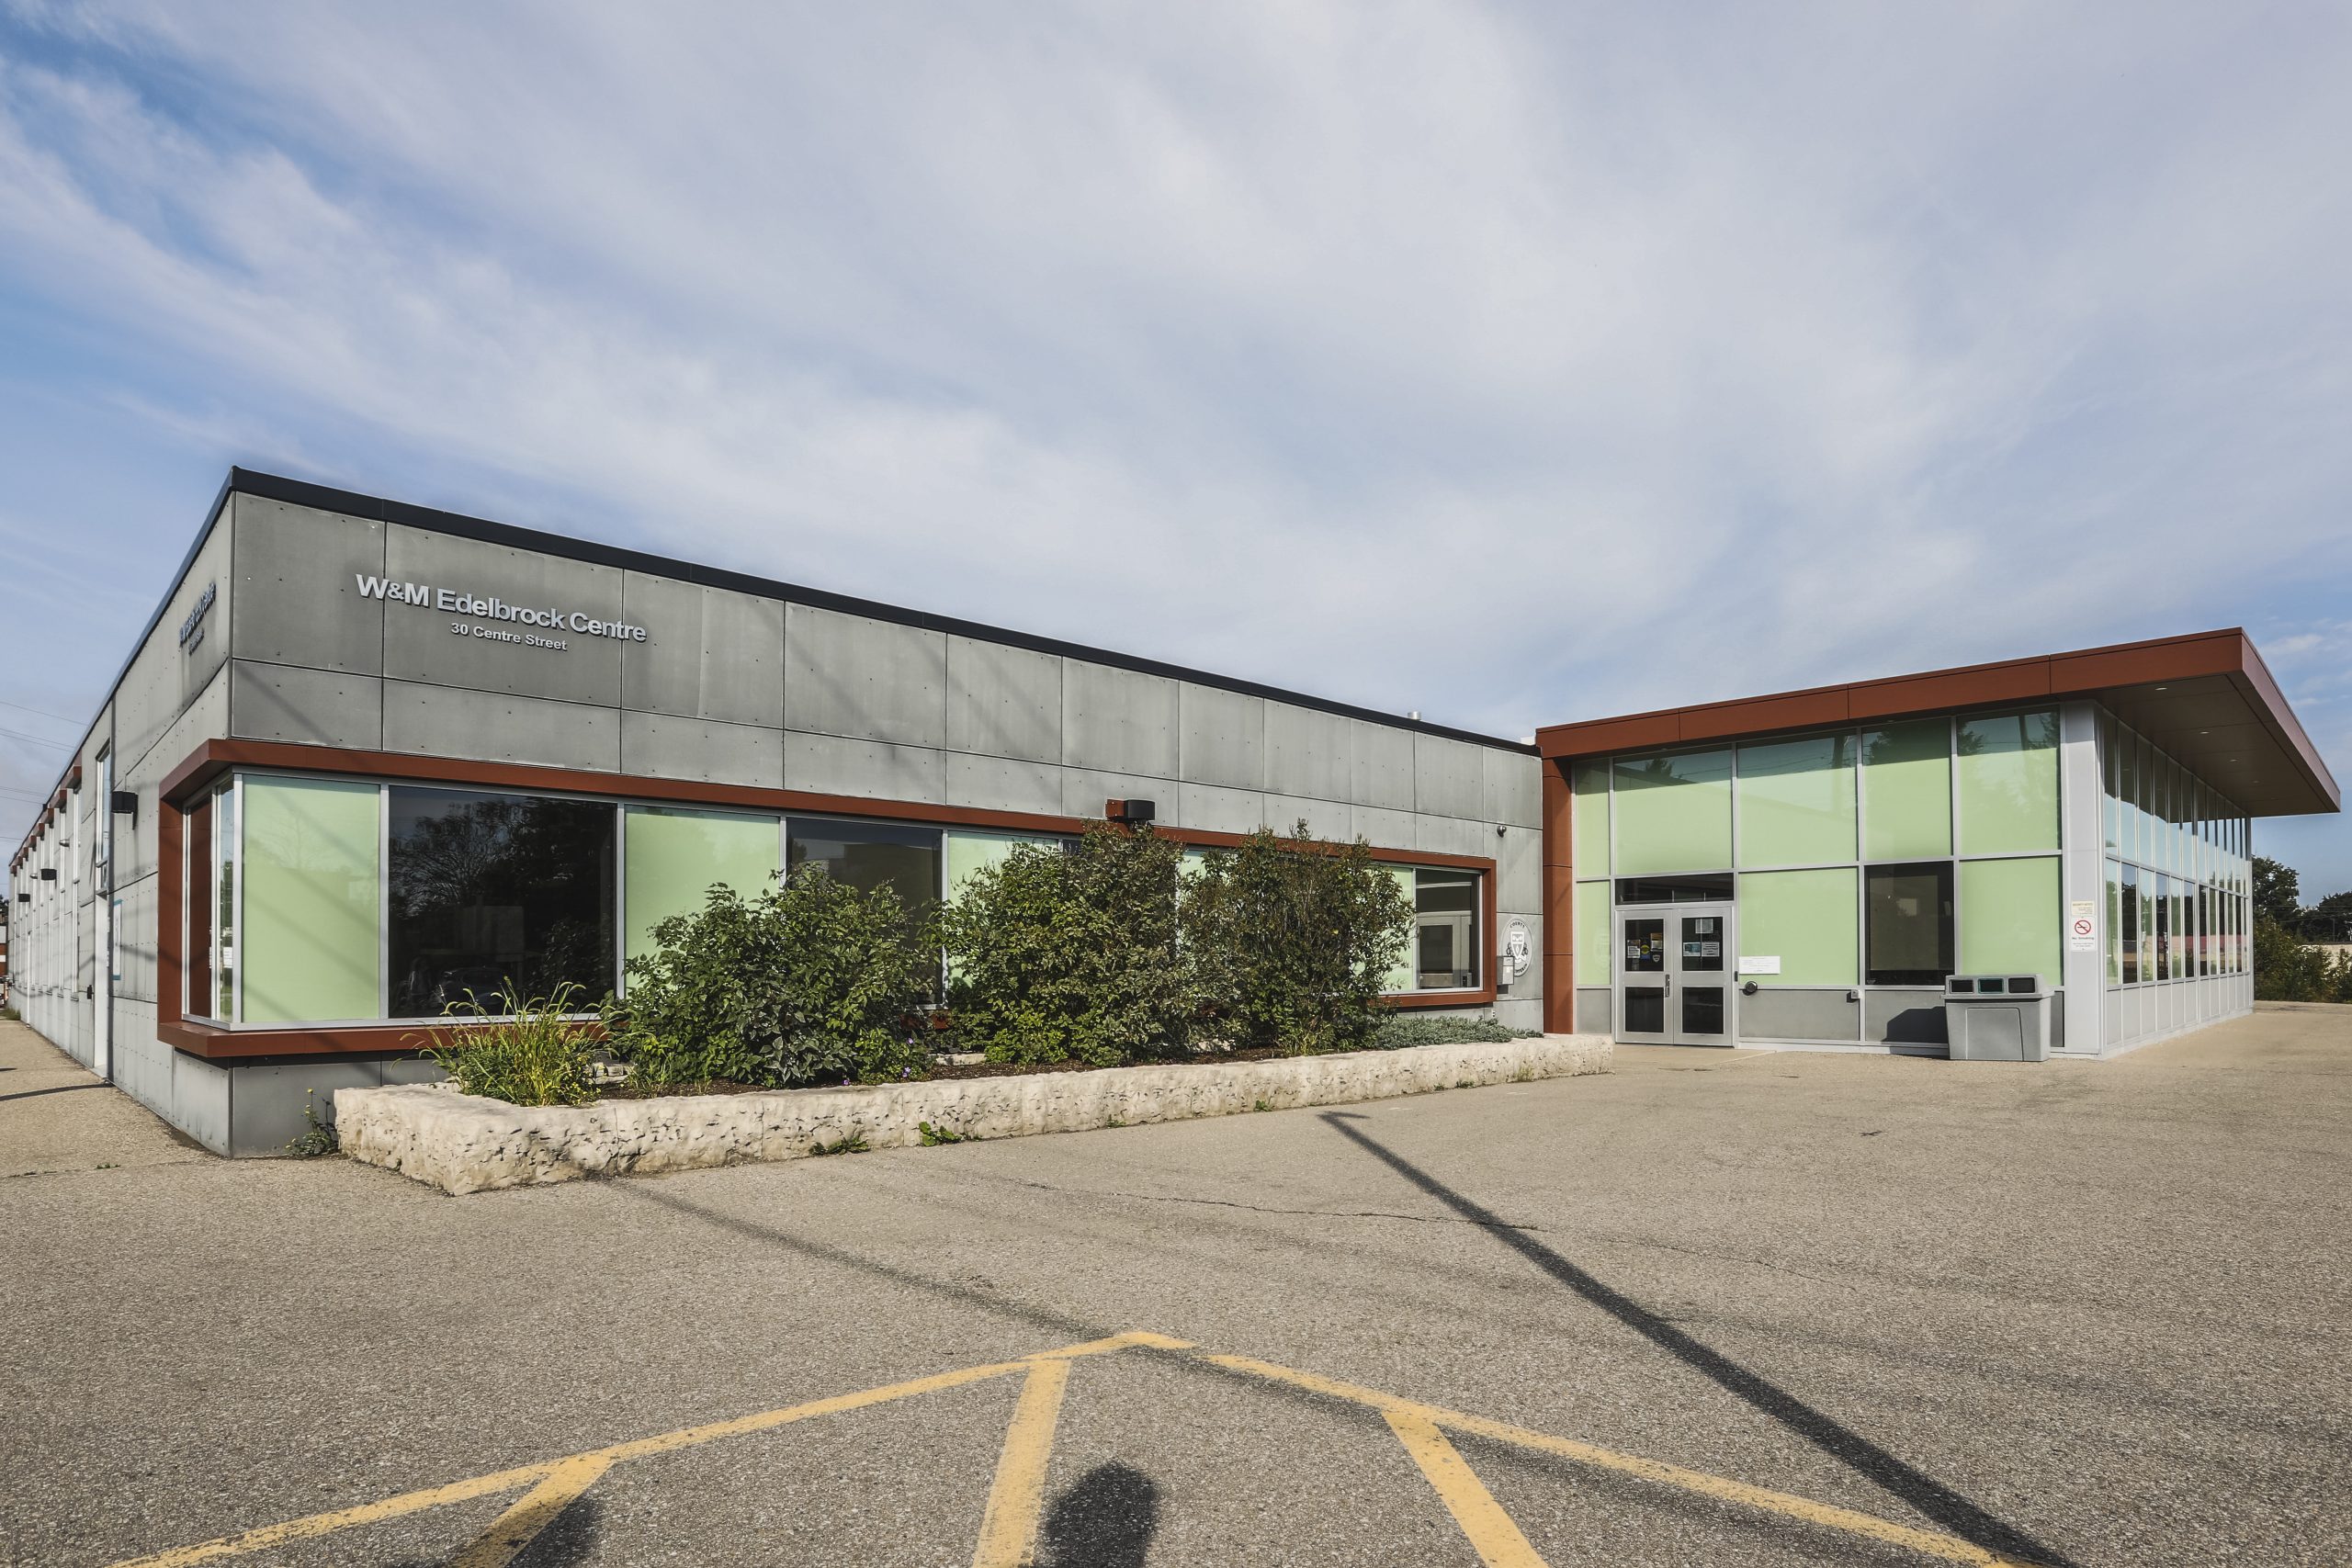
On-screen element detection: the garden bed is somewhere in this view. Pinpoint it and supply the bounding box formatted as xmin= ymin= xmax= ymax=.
xmin=335 ymin=1032 xmax=1611 ymax=1195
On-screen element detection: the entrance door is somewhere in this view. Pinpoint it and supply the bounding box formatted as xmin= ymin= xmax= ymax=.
xmin=1614 ymin=903 xmax=1736 ymax=1046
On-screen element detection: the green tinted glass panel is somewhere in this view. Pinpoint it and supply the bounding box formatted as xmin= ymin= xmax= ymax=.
xmin=1957 ymin=710 xmax=2059 ymax=855
xmin=1571 ymin=759 xmax=1611 ymax=876
xmin=2105 ymin=860 xmax=2122 ymax=985
xmin=1736 ymin=867 xmax=1858 ymax=987
xmin=1958 ymin=856 xmax=2061 ymax=983
xmin=624 ymin=807 xmax=779 ymax=964
xmin=1575 ymin=880 xmax=1611 ymax=987
xmin=1736 ymin=734 xmax=1855 ymax=867
xmin=947 ymin=829 xmax=1064 ymax=898
xmin=1383 ymin=864 xmax=1417 ymax=992
xmin=1860 ymin=719 xmax=1951 ymax=861
xmin=242 ymin=777 xmax=380 ymax=1022
xmin=1612 ymin=750 xmax=1730 ymax=875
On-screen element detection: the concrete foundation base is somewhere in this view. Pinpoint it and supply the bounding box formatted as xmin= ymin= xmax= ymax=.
xmin=336 ymin=1032 xmax=1612 ymax=1195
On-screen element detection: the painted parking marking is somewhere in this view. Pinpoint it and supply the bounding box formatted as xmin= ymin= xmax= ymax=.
xmin=100 ymin=1329 xmax=2049 ymax=1568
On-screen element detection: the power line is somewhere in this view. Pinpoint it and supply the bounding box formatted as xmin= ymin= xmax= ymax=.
xmin=0 ymin=725 xmax=67 ymax=751
xmin=0 ymin=694 xmax=78 ymax=726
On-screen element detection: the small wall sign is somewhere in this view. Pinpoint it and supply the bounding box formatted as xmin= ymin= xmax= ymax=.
xmin=1737 ymin=955 xmax=1781 ymax=975
xmin=2067 ymin=899 xmax=2098 ymax=953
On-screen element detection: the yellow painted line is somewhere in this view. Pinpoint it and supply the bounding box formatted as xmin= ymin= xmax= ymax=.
xmin=101 ymin=1349 xmax=1063 ymax=1568
xmin=971 ymin=1359 xmax=1074 ymax=1568
xmin=1385 ymin=1409 xmax=1550 ymax=1567
xmin=1204 ymin=1353 xmax=2047 ymax=1568
xmin=449 ymin=1453 xmax=614 ymax=1568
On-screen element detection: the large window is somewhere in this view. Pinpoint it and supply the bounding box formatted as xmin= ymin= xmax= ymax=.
xmin=390 ymin=788 xmax=616 ymax=1017
xmin=1865 ymin=863 xmax=1952 ymax=986
xmin=185 ymin=793 xmax=216 ymax=1019
xmin=1613 ymin=750 xmax=1730 ymax=875
xmin=1414 ymin=868 xmax=1481 ymax=989
xmin=787 ymin=818 xmax=944 ymax=914
xmin=623 ymin=807 xmax=781 ymax=967
xmin=243 ymin=777 xmax=381 ymax=1022
xmin=1959 ymin=856 xmax=2061 ymax=980
xmin=1956 ymin=710 xmax=2059 ymax=855
xmin=1737 ymin=866 xmax=1858 ymax=987
xmin=1736 ymin=734 xmax=1855 ymax=868
xmin=1860 ymin=719 xmax=1951 ymax=861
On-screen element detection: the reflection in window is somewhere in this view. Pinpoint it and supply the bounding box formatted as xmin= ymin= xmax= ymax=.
xmin=186 ymin=794 xmax=216 ymax=1019
xmin=1865 ymin=863 xmax=1952 ymax=986
xmin=787 ymin=818 xmax=944 ymax=916
xmin=213 ymin=784 xmax=239 ymax=1021
xmin=390 ymin=788 xmax=616 ymax=1017
xmin=2120 ymin=863 xmax=2141 ymax=985
xmin=1415 ymin=869 xmax=1480 ymax=989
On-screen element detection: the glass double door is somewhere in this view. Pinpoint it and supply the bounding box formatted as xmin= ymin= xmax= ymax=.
xmin=1616 ymin=903 xmax=1736 ymax=1046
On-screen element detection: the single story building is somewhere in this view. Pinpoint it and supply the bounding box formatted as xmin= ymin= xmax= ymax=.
xmin=6 ymin=471 xmax=2338 ymax=1152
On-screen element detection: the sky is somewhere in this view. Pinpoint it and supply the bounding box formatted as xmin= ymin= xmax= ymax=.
xmin=1 ymin=2 xmax=2348 ymax=892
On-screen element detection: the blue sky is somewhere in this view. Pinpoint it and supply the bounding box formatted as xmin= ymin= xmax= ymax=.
xmin=2 ymin=2 xmax=2348 ymax=891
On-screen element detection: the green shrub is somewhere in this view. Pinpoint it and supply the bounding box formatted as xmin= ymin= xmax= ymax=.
xmin=2254 ymin=916 xmax=2352 ymax=1003
xmin=605 ymin=866 xmax=937 ymax=1089
xmin=944 ymin=823 xmax=1192 ymax=1066
xmin=1367 ymin=1013 xmax=1539 ymax=1050
xmin=1182 ymin=822 xmax=1414 ymax=1055
xmin=423 ymin=981 xmax=600 ymax=1105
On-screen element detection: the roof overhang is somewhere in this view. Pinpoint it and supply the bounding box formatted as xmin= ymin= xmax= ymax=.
xmin=1535 ymin=629 xmax=2338 ymax=818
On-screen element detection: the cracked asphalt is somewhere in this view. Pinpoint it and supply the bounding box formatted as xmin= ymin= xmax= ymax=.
xmin=4 ymin=1007 xmax=2349 ymax=1567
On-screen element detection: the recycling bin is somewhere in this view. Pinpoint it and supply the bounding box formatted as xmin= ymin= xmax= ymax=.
xmin=1942 ymin=975 xmax=2050 ymax=1062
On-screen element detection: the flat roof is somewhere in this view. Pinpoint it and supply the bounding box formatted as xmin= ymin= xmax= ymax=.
xmin=1535 ymin=629 xmax=2339 ymax=819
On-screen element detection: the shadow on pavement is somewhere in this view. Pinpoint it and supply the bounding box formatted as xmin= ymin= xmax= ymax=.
xmin=1040 ymin=1461 xmax=1159 ymax=1567
xmin=1317 ymin=1110 xmax=2074 ymax=1568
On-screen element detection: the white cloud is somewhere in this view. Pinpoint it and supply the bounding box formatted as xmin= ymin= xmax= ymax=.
xmin=0 ymin=2 xmax=2347 ymax=882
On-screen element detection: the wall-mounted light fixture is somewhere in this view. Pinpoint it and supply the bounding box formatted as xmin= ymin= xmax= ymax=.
xmin=110 ymin=789 xmax=138 ymax=824
xmin=39 ymin=868 xmax=57 ymax=882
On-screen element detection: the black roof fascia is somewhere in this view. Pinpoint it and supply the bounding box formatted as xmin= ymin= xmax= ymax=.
xmin=226 ymin=468 xmax=1537 ymax=754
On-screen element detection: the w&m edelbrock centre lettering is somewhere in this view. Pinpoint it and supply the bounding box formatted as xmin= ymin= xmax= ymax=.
xmin=355 ymin=573 xmax=650 ymax=650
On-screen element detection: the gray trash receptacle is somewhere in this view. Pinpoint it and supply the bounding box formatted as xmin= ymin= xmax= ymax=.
xmin=1942 ymin=976 xmax=2050 ymax=1061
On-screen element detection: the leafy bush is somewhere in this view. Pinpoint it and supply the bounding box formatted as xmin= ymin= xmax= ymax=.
xmin=1182 ymin=822 xmax=1414 ymax=1055
xmin=1367 ymin=1013 xmax=1539 ymax=1050
xmin=944 ymin=823 xmax=1192 ymax=1066
xmin=2253 ymin=915 xmax=2352 ymax=1003
xmin=422 ymin=981 xmax=600 ymax=1105
xmin=605 ymin=866 xmax=938 ymax=1089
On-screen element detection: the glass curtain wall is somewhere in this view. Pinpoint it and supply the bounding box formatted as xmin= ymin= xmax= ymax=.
xmin=189 ymin=773 xmax=1483 ymax=1023
xmin=2098 ymin=711 xmax=2248 ymax=997
xmin=1569 ymin=707 xmax=2069 ymax=1023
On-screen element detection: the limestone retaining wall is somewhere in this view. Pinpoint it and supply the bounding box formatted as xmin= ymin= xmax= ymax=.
xmin=335 ymin=1033 xmax=1611 ymax=1195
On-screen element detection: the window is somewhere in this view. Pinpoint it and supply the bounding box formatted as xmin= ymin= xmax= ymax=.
xmin=1737 ymin=867 xmax=1858 ymax=987
xmin=1574 ymin=881 xmax=1611 ymax=988
xmin=1960 ymin=856 xmax=2060 ymax=982
xmin=1612 ymin=750 xmax=1731 ymax=875
xmin=390 ymin=788 xmax=616 ymax=1017
xmin=1860 ymin=718 xmax=1951 ymax=861
xmin=2105 ymin=860 xmax=2122 ymax=986
xmin=624 ymin=807 xmax=781 ymax=966
xmin=1414 ymin=869 xmax=1480 ymax=989
xmin=2120 ymin=863 xmax=2141 ymax=984
xmin=946 ymin=829 xmax=1068 ymax=901
xmin=1571 ymin=760 xmax=1611 ymax=877
xmin=243 ymin=777 xmax=381 ymax=1022
xmin=212 ymin=784 xmax=238 ymax=1021
xmin=1865 ymin=863 xmax=1952 ymax=986
xmin=1736 ymin=733 xmax=1856 ymax=867
xmin=185 ymin=794 xmax=215 ymax=1019
xmin=787 ymin=818 xmax=943 ymax=914
xmin=2154 ymin=875 xmax=2172 ymax=981
xmin=1956 ymin=709 xmax=2059 ymax=855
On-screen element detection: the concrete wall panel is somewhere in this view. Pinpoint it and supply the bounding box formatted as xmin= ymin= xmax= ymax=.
xmin=1485 ymin=750 xmax=1542 ymax=829
xmin=1864 ymin=987 xmax=1948 ymax=1045
xmin=1062 ymin=662 xmax=1179 ymax=777
xmin=1264 ymin=702 xmax=1351 ymax=803
xmin=1057 ymin=768 xmax=1175 ymax=824
xmin=381 ymin=682 xmax=620 ymax=773
xmin=231 ymin=498 xmax=387 ymax=675
xmin=1179 ymin=684 xmax=1265 ymax=792
xmin=620 ymin=710 xmax=784 ymax=787
xmin=1262 ymin=792 xmax=1350 ymax=842
xmin=1414 ymin=813 xmax=1487 ymax=859
xmin=1497 ymin=824 xmax=1541 ymax=915
xmin=171 ymin=1049 xmax=232 ymax=1156
xmin=622 ymin=575 xmax=785 ymax=728
xmin=1350 ymin=804 xmax=1418 ymax=852
xmin=785 ymin=604 xmax=946 ymax=747
xmin=229 ymin=660 xmax=384 ymax=750
xmin=944 ymin=752 xmax=1065 ymax=818
xmin=1350 ymin=721 xmax=1415 ymax=812
xmin=231 ymin=1060 xmax=383 ymax=1156
xmin=783 ymin=731 xmax=944 ymax=804
xmin=947 ymin=637 xmax=1061 ymax=764
xmin=1414 ymin=734 xmax=1487 ymax=821
xmin=116 ymin=663 xmax=229 ymax=887
xmin=177 ymin=510 xmax=233 ymax=707
xmin=1178 ymin=782 xmax=1267 ymax=836
xmin=1577 ymin=986 xmax=1613 ymax=1033
xmin=382 ymin=525 xmax=627 ymax=706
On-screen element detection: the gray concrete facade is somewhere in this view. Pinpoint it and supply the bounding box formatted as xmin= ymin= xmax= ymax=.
xmin=7 ymin=478 xmax=1544 ymax=1154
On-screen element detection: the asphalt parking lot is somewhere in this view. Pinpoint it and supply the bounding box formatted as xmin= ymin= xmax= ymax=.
xmin=3 ymin=1008 xmax=2347 ymax=1567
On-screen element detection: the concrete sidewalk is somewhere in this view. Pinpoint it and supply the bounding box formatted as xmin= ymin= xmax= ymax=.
xmin=0 ymin=1020 xmax=203 ymax=1179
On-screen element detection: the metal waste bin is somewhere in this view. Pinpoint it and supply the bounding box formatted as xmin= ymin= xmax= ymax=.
xmin=1943 ymin=975 xmax=2050 ymax=1061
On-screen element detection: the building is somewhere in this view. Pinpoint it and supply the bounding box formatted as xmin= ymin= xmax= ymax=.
xmin=6 ymin=470 xmax=1542 ymax=1154
xmin=1535 ymin=635 xmax=2338 ymax=1052
xmin=6 ymin=471 xmax=2339 ymax=1153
